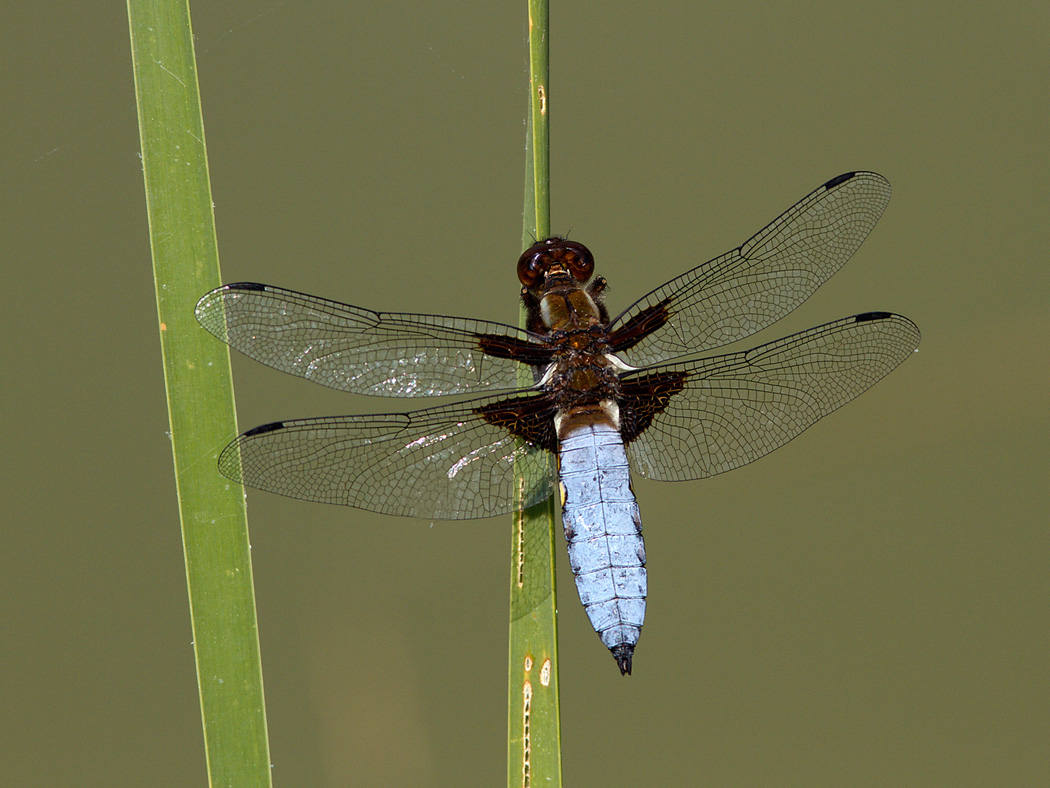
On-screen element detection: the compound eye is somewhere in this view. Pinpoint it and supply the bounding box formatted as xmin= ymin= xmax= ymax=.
xmin=562 ymin=241 xmax=595 ymax=282
xmin=517 ymin=241 xmax=551 ymax=287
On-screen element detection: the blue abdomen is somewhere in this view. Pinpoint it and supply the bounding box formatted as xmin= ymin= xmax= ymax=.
xmin=559 ymin=417 xmax=646 ymax=674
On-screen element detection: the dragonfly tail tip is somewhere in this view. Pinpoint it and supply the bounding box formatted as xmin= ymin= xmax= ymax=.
xmin=611 ymin=645 xmax=634 ymax=676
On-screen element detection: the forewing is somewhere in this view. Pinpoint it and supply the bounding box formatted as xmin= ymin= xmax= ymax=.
xmin=218 ymin=393 xmax=556 ymax=519
xmin=621 ymin=313 xmax=920 ymax=480
xmin=195 ymin=283 xmax=544 ymax=396
xmin=609 ymin=172 xmax=893 ymax=365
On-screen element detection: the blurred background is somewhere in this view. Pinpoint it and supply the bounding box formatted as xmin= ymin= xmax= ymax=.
xmin=3 ymin=2 xmax=1046 ymax=785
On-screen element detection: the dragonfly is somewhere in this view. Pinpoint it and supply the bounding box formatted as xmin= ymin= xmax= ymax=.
xmin=196 ymin=171 xmax=920 ymax=675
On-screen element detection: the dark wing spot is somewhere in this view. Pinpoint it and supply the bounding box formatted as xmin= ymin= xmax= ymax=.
xmin=823 ymin=172 xmax=857 ymax=190
xmin=242 ymin=421 xmax=286 ymax=437
xmin=224 ymin=282 xmax=269 ymax=292
xmin=854 ymin=311 xmax=893 ymax=323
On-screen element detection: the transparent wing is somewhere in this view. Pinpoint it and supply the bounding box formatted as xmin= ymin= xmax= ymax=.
xmin=610 ymin=172 xmax=893 ymax=366
xmin=196 ymin=282 xmax=539 ymax=396
xmin=622 ymin=312 xmax=920 ymax=480
xmin=218 ymin=393 xmax=555 ymax=519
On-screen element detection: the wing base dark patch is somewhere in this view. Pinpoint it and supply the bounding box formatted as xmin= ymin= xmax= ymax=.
xmin=475 ymin=394 xmax=558 ymax=452
xmin=618 ymin=370 xmax=690 ymax=444
xmin=608 ymin=298 xmax=673 ymax=353
xmin=476 ymin=333 xmax=556 ymax=365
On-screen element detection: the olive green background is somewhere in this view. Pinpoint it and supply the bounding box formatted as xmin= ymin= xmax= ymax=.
xmin=3 ymin=2 xmax=1046 ymax=786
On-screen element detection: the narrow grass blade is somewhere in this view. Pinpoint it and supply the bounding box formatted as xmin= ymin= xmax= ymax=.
xmin=508 ymin=1 xmax=563 ymax=786
xmin=127 ymin=1 xmax=272 ymax=784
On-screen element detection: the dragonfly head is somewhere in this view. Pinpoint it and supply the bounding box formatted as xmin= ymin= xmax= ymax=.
xmin=518 ymin=237 xmax=595 ymax=293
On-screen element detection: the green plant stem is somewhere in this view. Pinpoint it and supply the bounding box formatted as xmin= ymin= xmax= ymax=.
xmin=127 ymin=1 xmax=272 ymax=784
xmin=508 ymin=1 xmax=563 ymax=786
